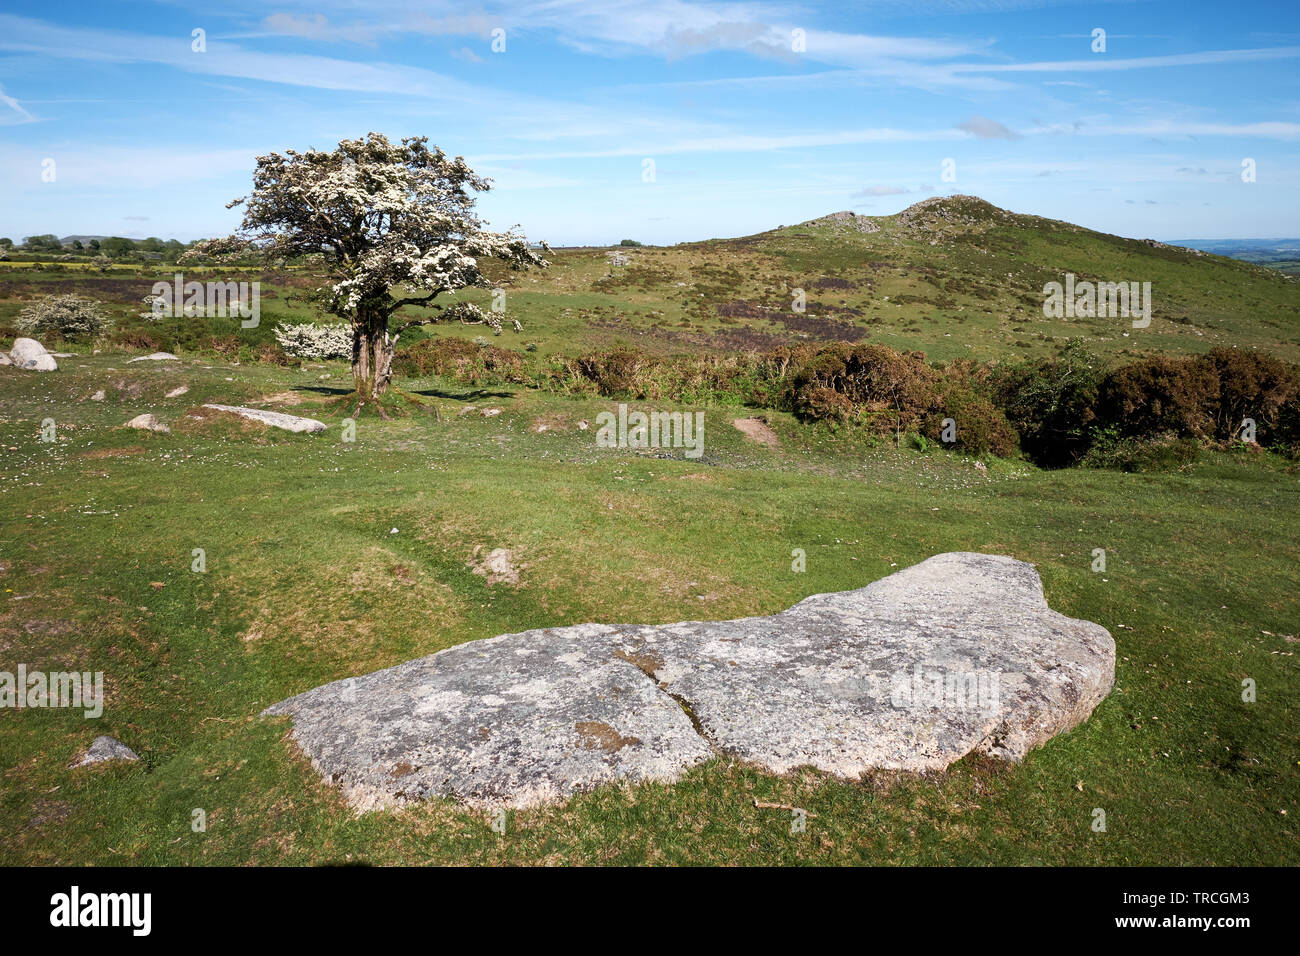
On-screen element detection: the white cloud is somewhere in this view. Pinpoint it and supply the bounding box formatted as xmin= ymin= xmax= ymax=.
xmin=852 ymin=185 xmax=910 ymax=197
xmin=958 ymin=115 xmax=1021 ymax=140
xmin=954 ymin=46 xmax=1300 ymax=74
xmin=0 ymin=83 xmax=34 ymax=124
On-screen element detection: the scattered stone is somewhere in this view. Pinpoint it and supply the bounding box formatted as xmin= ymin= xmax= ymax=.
xmin=127 ymin=352 xmax=179 ymax=363
xmin=71 ymin=735 xmax=139 ymax=768
xmin=90 ymin=390 xmax=105 ymax=401
xmin=165 ymin=386 xmax=189 ymax=398
xmin=201 ymin=404 xmax=327 ymax=434
xmin=481 ymin=408 xmax=502 ymax=417
xmin=577 ymin=419 xmax=590 ymax=430
xmin=0 ymin=353 xmax=10 ymax=366
xmin=799 ymin=210 xmax=882 ymax=234
xmin=124 ymin=413 xmax=170 ymax=434
xmin=9 ymin=338 xmax=57 ymax=371
xmin=267 ymin=553 xmax=1115 ymax=811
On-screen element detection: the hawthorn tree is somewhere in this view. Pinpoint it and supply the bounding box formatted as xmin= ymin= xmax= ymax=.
xmin=189 ymin=133 xmax=547 ymax=402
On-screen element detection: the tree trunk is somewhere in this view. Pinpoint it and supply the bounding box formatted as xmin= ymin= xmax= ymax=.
xmin=351 ymin=306 xmax=396 ymax=401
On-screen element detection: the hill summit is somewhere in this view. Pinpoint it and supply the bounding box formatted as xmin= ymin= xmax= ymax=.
xmin=794 ymin=194 xmax=1016 ymax=240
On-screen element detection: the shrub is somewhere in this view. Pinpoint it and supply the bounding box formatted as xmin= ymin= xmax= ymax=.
xmin=110 ymin=328 xmax=164 ymax=351
xmin=255 ymin=341 xmax=291 ymax=366
xmin=1096 ymin=355 xmax=1219 ymax=440
xmin=1082 ymin=430 xmax=1200 ymax=473
xmin=788 ymin=344 xmax=937 ymax=432
xmin=393 ymin=337 xmax=526 ymax=384
xmin=1272 ymin=393 xmax=1300 ymax=457
xmin=1199 ymin=347 xmax=1298 ymax=442
xmin=207 ymin=335 xmax=240 ymax=359
xmin=273 ymin=322 xmax=352 ymax=360
xmin=992 ymin=340 xmax=1101 ymax=467
xmin=921 ymin=385 xmax=1017 ymax=457
xmin=794 ymin=386 xmax=854 ymax=423
xmin=571 ymin=346 xmax=652 ymax=396
xmin=15 ymin=293 xmax=113 ymax=339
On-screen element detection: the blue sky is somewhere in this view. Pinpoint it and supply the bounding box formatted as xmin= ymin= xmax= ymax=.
xmin=1 ymin=0 xmax=1297 ymax=245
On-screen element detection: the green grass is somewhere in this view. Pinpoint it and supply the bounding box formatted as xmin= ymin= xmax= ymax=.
xmin=1 ymin=355 xmax=1295 ymax=865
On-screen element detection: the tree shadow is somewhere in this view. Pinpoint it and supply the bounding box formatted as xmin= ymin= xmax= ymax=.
xmin=409 ymin=386 xmax=518 ymax=400
xmin=291 ymin=385 xmax=354 ymax=396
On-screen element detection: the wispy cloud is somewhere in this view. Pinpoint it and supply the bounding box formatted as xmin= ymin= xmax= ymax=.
xmin=958 ymin=115 xmax=1021 ymax=140
xmin=0 ymin=83 xmax=34 ymax=124
xmin=852 ymin=185 xmax=911 ymax=197
xmin=954 ymin=46 xmax=1300 ymax=74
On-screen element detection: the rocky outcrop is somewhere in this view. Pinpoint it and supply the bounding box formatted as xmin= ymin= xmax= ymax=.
xmin=266 ymin=553 xmax=1114 ymax=811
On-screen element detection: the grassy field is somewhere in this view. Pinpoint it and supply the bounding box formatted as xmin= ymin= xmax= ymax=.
xmin=1 ymin=350 xmax=1296 ymax=865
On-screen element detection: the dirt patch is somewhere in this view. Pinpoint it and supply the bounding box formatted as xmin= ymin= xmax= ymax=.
xmin=469 ymin=547 xmax=522 ymax=586
xmin=21 ymin=619 xmax=75 ymax=636
xmin=80 ymin=446 xmax=145 ymax=459
xmin=530 ymin=413 xmax=570 ymax=433
xmin=257 ymin=391 xmax=306 ymax=407
xmin=732 ymin=417 xmax=779 ymax=449
xmin=574 ymin=721 xmax=641 ymax=752
xmin=111 ymin=378 xmax=146 ymax=399
xmin=26 ymin=798 xmax=74 ymax=831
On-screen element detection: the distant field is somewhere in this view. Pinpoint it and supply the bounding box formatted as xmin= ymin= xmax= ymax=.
xmin=4 ymin=197 xmax=1298 ymax=365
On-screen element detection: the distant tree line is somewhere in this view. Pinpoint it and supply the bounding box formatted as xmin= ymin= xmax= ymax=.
xmin=1 ymin=234 xmax=198 ymax=262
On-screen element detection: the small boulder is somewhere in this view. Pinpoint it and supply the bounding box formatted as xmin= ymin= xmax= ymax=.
xmin=165 ymin=386 xmax=189 ymax=398
xmin=125 ymin=413 xmax=170 ymax=434
xmin=9 ymin=338 xmax=57 ymax=371
xmin=90 ymin=390 xmax=106 ymax=401
xmin=72 ymin=735 xmax=139 ymax=768
xmin=127 ymin=352 xmax=179 ymax=363
xmin=202 ymin=404 xmax=327 ymax=434
xmin=0 ymin=353 xmax=11 ymax=366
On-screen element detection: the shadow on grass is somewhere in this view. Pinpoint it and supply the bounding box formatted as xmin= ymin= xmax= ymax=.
xmin=410 ymin=386 xmax=518 ymax=400
xmin=291 ymin=385 xmax=354 ymax=396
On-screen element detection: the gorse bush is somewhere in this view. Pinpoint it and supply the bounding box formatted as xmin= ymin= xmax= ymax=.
xmin=789 ymin=344 xmax=938 ymax=434
xmin=1096 ymin=355 xmax=1220 ymax=441
xmin=921 ymin=384 xmax=1017 ymax=457
xmin=1200 ymin=347 xmax=1297 ymax=441
xmin=992 ymin=340 xmax=1101 ymax=467
xmin=393 ymin=336 xmax=526 ymax=384
xmin=16 ymin=293 xmax=113 ymax=339
xmin=1081 ymin=430 xmax=1201 ymax=473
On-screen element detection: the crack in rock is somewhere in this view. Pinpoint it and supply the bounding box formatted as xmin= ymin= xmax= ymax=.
xmin=264 ymin=553 xmax=1115 ymax=811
